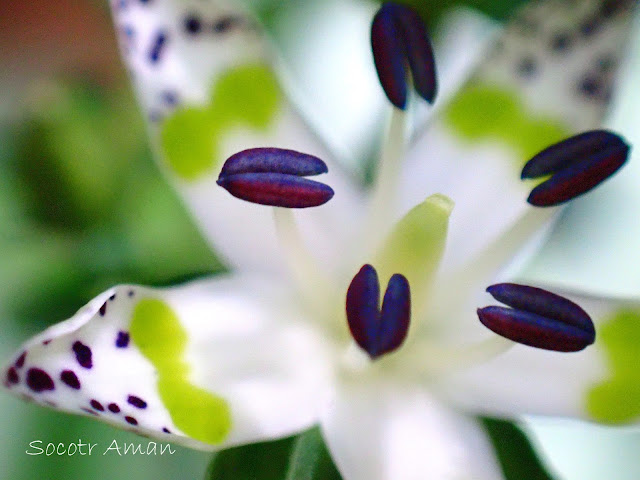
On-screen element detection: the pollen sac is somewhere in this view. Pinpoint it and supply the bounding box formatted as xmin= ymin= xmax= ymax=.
xmin=477 ymin=283 xmax=595 ymax=352
xmin=346 ymin=264 xmax=411 ymax=359
xmin=371 ymin=2 xmax=437 ymax=109
xmin=522 ymin=130 xmax=630 ymax=207
xmin=217 ymin=148 xmax=334 ymax=208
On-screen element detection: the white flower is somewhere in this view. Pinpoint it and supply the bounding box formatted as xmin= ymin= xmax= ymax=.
xmin=4 ymin=1 xmax=640 ymax=479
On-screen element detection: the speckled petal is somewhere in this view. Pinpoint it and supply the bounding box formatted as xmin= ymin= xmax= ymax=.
xmin=401 ymin=0 xmax=636 ymax=274
xmin=3 ymin=275 xmax=330 ymax=450
xmin=108 ymin=0 xmax=364 ymax=274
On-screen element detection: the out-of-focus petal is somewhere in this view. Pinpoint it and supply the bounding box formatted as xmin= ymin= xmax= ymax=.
xmin=401 ymin=0 xmax=637 ymax=273
xmin=109 ymin=0 xmax=364 ymax=273
xmin=521 ymin=7 xmax=640 ymax=298
xmin=320 ymin=381 xmax=503 ymax=480
xmin=3 ymin=274 xmax=330 ymax=450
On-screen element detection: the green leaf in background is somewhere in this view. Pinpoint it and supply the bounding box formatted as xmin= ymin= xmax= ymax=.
xmin=205 ymin=427 xmax=342 ymax=480
xmin=205 ymin=418 xmax=557 ymax=480
xmin=482 ymin=417 xmax=557 ymax=480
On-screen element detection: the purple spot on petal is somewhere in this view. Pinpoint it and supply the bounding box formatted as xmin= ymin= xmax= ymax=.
xmin=128 ymin=290 xmax=135 ymax=297
xmin=148 ymin=31 xmax=168 ymax=64
xmin=90 ymin=399 xmax=105 ymax=412
xmin=184 ymin=14 xmax=202 ymax=35
xmin=127 ymin=395 xmax=147 ymax=409
xmin=108 ymin=403 xmax=121 ymax=414
xmin=116 ymin=331 xmax=130 ymax=348
xmin=26 ymin=368 xmax=55 ymax=392
xmin=162 ymin=427 xmax=171 ymax=434
xmin=6 ymin=367 xmax=19 ymax=385
xmin=72 ymin=341 xmax=93 ymax=369
xmin=125 ymin=416 xmax=138 ymax=425
xmin=99 ymin=302 xmax=107 ymax=316
xmin=15 ymin=352 xmax=26 ymax=369
xmin=109 ymin=294 xmax=116 ymax=301
xmin=42 ymin=339 xmax=51 ymax=346
xmin=60 ymin=370 xmax=81 ymax=390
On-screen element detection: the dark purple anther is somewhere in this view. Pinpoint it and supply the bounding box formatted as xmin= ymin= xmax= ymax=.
xmin=522 ymin=130 xmax=629 ymax=207
xmin=371 ymin=3 xmax=437 ymax=109
xmin=477 ymin=283 xmax=595 ymax=352
xmin=217 ymin=148 xmax=334 ymax=208
xmin=346 ymin=265 xmax=411 ymax=359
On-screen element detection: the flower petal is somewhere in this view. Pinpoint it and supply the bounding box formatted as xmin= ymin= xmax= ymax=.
xmin=443 ymin=293 xmax=640 ymax=424
xmin=3 ymin=275 xmax=330 ymax=450
xmin=401 ymin=0 xmax=636 ymax=272
xmin=520 ymin=9 xmax=640 ymax=298
xmin=109 ymin=0 xmax=364 ymax=273
xmin=320 ymin=381 xmax=503 ymax=480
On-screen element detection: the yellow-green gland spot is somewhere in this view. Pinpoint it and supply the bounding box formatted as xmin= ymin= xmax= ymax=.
xmin=444 ymin=85 xmax=570 ymax=168
xmin=161 ymin=64 xmax=281 ymax=181
xmin=131 ymin=298 xmax=232 ymax=444
xmin=586 ymin=309 xmax=640 ymax=423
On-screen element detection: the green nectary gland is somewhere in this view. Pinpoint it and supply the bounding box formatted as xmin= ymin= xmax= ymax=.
xmin=586 ymin=309 xmax=640 ymax=423
xmin=443 ymin=84 xmax=570 ymax=168
xmin=160 ymin=63 xmax=282 ymax=181
xmin=130 ymin=298 xmax=232 ymax=444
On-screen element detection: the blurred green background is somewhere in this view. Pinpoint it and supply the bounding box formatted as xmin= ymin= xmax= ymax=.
xmin=0 ymin=1 xmax=638 ymax=479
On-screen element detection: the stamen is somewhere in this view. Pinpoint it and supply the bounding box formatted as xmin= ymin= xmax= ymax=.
xmin=272 ymin=208 xmax=335 ymax=319
xmin=346 ymin=264 xmax=411 ymax=359
xmin=361 ymin=108 xmax=408 ymax=251
xmin=522 ymin=130 xmax=630 ymax=207
xmin=217 ymin=148 xmax=334 ymax=208
xmin=371 ymin=3 xmax=438 ymax=109
xmin=478 ymin=283 xmax=595 ymax=352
